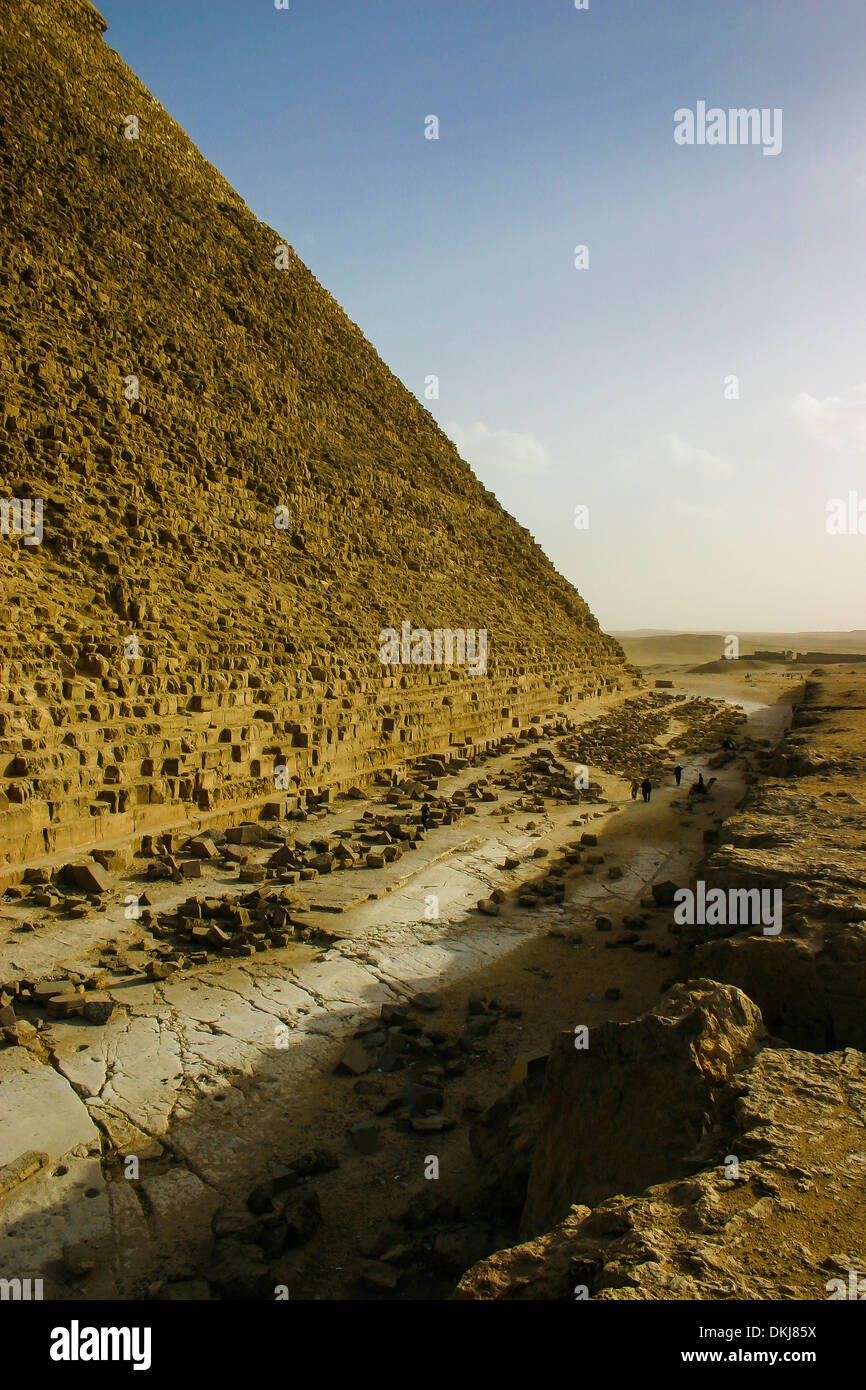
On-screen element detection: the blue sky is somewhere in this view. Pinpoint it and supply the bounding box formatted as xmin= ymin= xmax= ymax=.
xmin=98 ymin=0 xmax=866 ymax=631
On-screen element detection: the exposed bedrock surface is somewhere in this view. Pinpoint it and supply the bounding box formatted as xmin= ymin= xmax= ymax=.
xmin=520 ymin=980 xmax=763 ymax=1237
xmin=457 ymin=1041 xmax=866 ymax=1300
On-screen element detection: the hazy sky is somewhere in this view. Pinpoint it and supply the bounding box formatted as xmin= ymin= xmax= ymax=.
xmin=97 ymin=0 xmax=866 ymax=632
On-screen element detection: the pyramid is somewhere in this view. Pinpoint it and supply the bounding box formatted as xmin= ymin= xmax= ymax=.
xmin=0 ymin=0 xmax=628 ymax=874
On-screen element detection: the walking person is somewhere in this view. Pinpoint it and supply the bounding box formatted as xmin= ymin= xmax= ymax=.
xmin=630 ymin=779 xmax=640 ymax=801
xmin=421 ymin=803 xmax=430 ymax=829
xmin=674 ymin=764 xmax=683 ymax=787
xmin=641 ymin=777 xmax=652 ymax=803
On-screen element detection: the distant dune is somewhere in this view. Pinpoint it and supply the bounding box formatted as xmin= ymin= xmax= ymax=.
xmin=613 ymin=631 xmax=866 ymax=670
xmin=687 ymin=658 xmax=788 ymax=675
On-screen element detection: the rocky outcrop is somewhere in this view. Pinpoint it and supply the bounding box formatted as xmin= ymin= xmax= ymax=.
xmin=457 ymin=673 xmax=866 ymax=1300
xmin=0 ymin=0 xmax=628 ymax=876
xmin=521 ymin=980 xmax=763 ymax=1236
xmin=457 ymin=1042 xmax=866 ymax=1300
xmin=690 ymin=676 xmax=866 ymax=1049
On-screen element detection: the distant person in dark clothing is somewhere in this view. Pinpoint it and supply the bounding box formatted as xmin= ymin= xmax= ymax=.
xmin=722 ymin=736 xmax=735 ymax=752
xmin=674 ymin=764 xmax=683 ymax=786
xmin=641 ymin=778 xmax=652 ymax=803
xmin=421 ymin=804 xmax=430 ymax=829
xmin=694 ymin=773 xmax=707 ymax=795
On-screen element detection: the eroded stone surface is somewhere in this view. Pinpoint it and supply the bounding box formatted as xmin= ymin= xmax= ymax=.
xmin=0 ymin=1048 xmax=99 ymax=1165
xmin=521 ymin=979 xmax=763 ymax=1236
xmin=457 ymin=1044 xmax=866 ymax=1300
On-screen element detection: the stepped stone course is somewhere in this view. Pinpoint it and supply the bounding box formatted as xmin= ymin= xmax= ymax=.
xmin=0 ymin=0 xmax=628 ymax=876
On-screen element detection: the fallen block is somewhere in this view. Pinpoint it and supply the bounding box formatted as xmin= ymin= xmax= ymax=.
xmin=46 ymin=992 xmax=86 ymax=1018
xmin=83 ymin=997 xmax=122 ymax=1026
xmin=69 ymin=861 xmax=112 ymax=894
xmin=91 ymin=847 xmax=132 ymax=873
xmin=188 ymin=836 xmax=220 ymax=860
xmin=32 ymin=979 xmax=71 ymax=1002
xmin=336 ymin=1041 xmax=375 ymax=1076
xmin=509 ymin=1050 xmax=548 ymax=1086
xmin=0 ymin=1150 xmax=49 ymax=1200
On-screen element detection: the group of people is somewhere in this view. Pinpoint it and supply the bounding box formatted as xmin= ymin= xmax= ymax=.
xmin=630 ymin=766 xmax=708 ymax=801
xmin=630 ymin=777 xmax=654 ymax=802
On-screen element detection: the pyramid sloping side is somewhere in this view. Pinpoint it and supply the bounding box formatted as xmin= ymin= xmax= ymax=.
xmin=0 ymin=0 xmax=628 ymax=869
